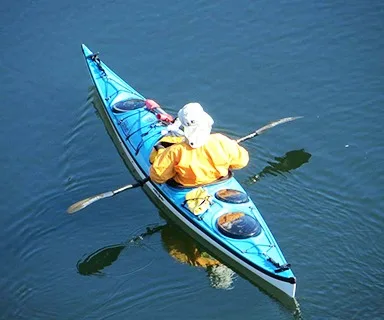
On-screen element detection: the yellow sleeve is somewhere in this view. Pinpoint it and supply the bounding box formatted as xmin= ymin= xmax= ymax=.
xmin=228 ymin=140 xmax=249 ymax=170
xmin=149 ymin=146 xmax=179 ymax=184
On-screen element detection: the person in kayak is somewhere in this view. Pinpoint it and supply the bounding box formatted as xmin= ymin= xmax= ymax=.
xmin=149 ymin=102 xmax=249 ymax=187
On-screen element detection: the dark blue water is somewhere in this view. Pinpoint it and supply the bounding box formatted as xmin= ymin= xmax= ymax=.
xmin=1 ymin=0 xmax=383 ymax=319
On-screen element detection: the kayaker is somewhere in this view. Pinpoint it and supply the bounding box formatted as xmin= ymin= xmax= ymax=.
xmin=149 ymin=102 xmax=249 ymax=187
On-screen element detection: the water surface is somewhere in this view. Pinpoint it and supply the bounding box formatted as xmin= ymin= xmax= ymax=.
xmin=1 ymin=0 xmax=383 ymax=319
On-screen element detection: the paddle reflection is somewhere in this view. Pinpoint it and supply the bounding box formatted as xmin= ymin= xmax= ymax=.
xmin=76 ymin=224 xmax=165 ymax=276
xmin=77 ymin=222 xmax=235 ymax=289
xmin=247 ymin=149 xmax=311 ymax=184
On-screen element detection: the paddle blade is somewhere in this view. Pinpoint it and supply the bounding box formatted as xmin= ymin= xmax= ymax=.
xmin=67 ymin=191 xmax=113 ymax=214
xmin=237 ymin=116 xmax=303 ymax=143
xmin=255 ymin=116 xmax=303 ymax=136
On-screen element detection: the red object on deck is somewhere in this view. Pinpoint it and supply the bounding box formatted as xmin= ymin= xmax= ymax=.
xmin=156 ymin=113 xmax=174 ymax=123
xmin=145 ymin=99 xmax=160 ymax=110
xmin=145 ymin=99 xmax=174 ymax=123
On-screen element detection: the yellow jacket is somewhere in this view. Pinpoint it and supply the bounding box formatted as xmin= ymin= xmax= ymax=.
xmin=149 ymin=133 xmax=249 ymax=186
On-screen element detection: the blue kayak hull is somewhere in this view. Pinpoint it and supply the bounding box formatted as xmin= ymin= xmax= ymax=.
xmin=80 ymin=44 xmax=296 ymax=298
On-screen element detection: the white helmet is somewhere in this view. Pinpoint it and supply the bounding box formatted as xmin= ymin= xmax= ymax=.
xmin=177 ymin=103 xmax=214 ymax=148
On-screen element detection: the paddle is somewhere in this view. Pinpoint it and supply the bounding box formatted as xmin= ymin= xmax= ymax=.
xmin=67 ymin=177 xmax=150 ymax=214
xmin=67 ymin=116 xmax=302 ymax=214
xmin=236 ymin=116 xmax=302 ymax=144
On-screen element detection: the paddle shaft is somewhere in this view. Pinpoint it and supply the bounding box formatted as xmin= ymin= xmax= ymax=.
xmin=112 ymin=180 xmax=144 ymax=195
xmin=67 ymin=177 xmax=150 ymax=214
xmin=236 ymin=116 xmax=302 ymax=144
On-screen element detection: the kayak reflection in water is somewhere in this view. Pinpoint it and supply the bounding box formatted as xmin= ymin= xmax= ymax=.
xmin=77 ymin=222 xmax=236 ymax=289
xmin=161 ymin=223 xmax=236 ymax=290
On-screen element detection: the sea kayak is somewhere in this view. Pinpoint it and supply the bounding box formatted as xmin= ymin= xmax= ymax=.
xmin=80 ymin=44 xmax=296 ymax=298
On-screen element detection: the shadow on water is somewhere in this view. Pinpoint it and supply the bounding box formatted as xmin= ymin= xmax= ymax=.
xmin=246 ymin=149 xmax=312 ymax=184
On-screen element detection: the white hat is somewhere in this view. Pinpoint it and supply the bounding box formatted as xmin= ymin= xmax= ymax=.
xmin=177 ymin=103 xmax=214 ymax=148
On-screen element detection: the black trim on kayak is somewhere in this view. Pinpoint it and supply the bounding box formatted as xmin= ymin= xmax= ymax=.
xmin=87 ymin=52 xmax=106 ymax=76
xmin=82 ymin=50 xmax=296 ymax=286
xmin=267 ymin=256 xmax=291 ymax=273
